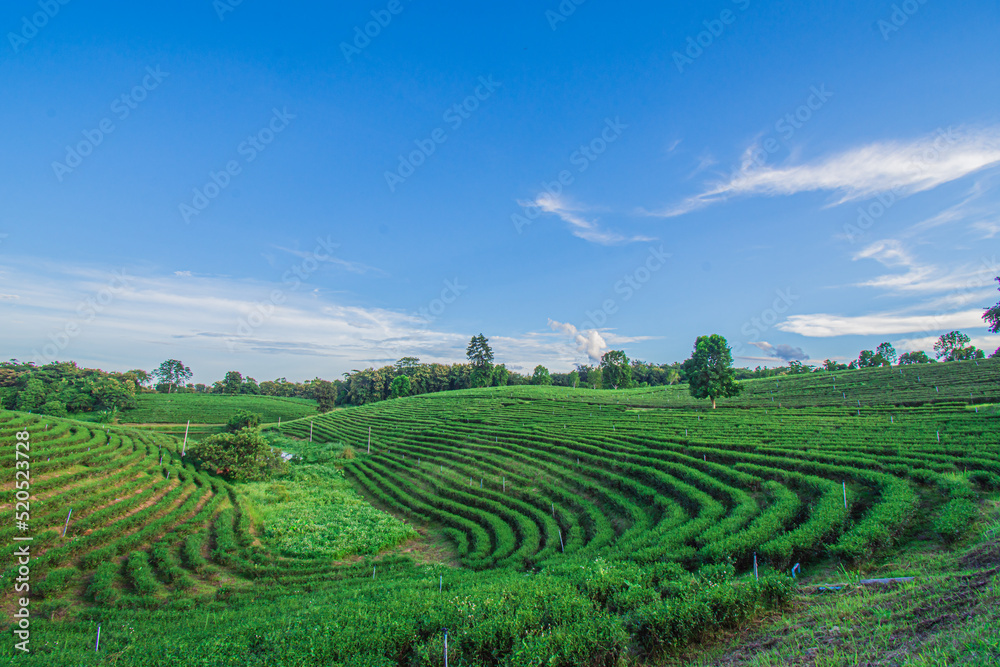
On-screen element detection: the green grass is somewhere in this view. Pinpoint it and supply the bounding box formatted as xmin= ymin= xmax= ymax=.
xmin=76 ymin=393 xmax=319 ymax=429
xmin=240 ymin=465 xmax=416 ymax=559
xmin=2 ymin=360 xmax=998 ymax=666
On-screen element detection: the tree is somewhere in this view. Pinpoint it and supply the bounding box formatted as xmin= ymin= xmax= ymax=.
xmin=394 ymin=357 xmax=421 ymax=377
xmin=600 ymin=350 xmax=632 ymax=390
xmin=188 ymin=428 xmax=287 ymax=482
xmin=226 ymin=409 xmax=262 ymax=432
xmin=531 ymin=365 xmax=553 ymax=385
xmin=875 ymin=342 xmax=897 ymax=366
xmin=587 ymin=367 xmax=603 ymax=389
xmin=389 ymin=375 xmax=411 ymax=399
xmin=16 ymin=378 xmax=47 ymax=412
xmin=153 ymin=360 xmax=192 ymax=393
xmin=788 ymin=360 xmax=811 ymax=374
xmin=682 ymin=335 xmax=740 ymax=409
xmin=491 ymin=364 xmax=510 ymax=387
xmin=985 ymin=277 xmax=1000 ymax=357
xmin=223 ymin=371 xmax=243 ymax=395
xmin=823 ymin=359 xmax=848 ymax=372
xmin=466 ymin=334 xmax=494 ymax=368
xmin=567 ymin=370 xmax=580 ymax=388
xmin=899 ymin=351 xmax=933 ymax=365
xmin=308 ymin=379 xmax=338 ymax=412
xmin=857 ymin=350 xmax=879 ymax=368
xmin=466 ymin=334 xmax=494 ymax=388
xmin=666 ymin=369 xmax=681 ymax=385
xmin=934 ymin=331 xmax=983 ymax=361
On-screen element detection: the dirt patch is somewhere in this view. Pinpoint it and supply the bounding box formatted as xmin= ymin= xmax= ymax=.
xmin=959 ymin=540 xmax=1000 ymax=570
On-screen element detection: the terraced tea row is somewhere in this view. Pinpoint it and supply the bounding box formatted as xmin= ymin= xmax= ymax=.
xmin=279 ymin=384 xmax=998 ymax=574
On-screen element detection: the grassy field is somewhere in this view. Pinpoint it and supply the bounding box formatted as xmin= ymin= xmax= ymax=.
xmin=70 ymin=393 xmax=321 ymax=437
xmin=1 ymin=359 xmax=998 ymax=665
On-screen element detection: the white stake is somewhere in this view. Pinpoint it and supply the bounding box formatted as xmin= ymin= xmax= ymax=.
xmin=62 ymin=508 xmax=73 ymax=536
xmin=309 ymin=421 xmax=313 ymax=443
xmin=373 ymin=566 xmax=376 ymax=579
xmin=753 ymin=552 xmax=758 ymax=581
xmin=843 ymin=481 xmax=847 ymax=509
xmin=182 ymin=420 xmax=190 ymax=456
xmin=559 ymin=529 xmax=564 ymax=552
xmin=368 ymin=426 xmax=371 ymax=453
xmin=444 ymin=629 xmax=449 ymax=667
xmin=95 ymin=624 xmax=101 ymax=652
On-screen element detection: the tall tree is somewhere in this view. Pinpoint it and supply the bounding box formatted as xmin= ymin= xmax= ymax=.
xmin=934 ymin=331 xmax=984 ymax=361
xmin=223 ymin=371 xmax=243 ymax=395
xmin=600 ymin=350 xmax=632 ymax=390
xmin=531 ymin=365 xmax=552 ymax=385
xmin=153 ymin=359 xmax=192 ymax=393
xmin=875 ymin=342 xmax=897 ymax=366
xmin=466 ymin=334 xmax=494 ymax=388
xmin=682 ymin=335 xmax=740 ymax=409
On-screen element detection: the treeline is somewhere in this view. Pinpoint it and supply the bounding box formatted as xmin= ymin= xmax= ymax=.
xmin=0 ymin=361 xmax=146 ymax=419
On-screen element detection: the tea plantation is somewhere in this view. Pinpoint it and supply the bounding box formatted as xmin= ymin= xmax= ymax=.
xmin=1 ymin=359 xmax=998 ymax=665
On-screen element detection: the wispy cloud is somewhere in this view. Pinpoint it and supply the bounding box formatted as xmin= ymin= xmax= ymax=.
xmin=777 ymin=309 xmax=985 ymax=337
xmin=532 ymin=194 xmax=656 ymax=245
xmin=647 ymin=126 xmax=1000 ymax=217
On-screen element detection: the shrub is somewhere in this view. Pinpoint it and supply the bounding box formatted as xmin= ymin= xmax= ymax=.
xmin=188 ymin=427 xmax=288 ymax=481
xmin=227 ymin=409 xmax=262 ymax=432
xmin=933 ymin=499 xmax=979 ymax=543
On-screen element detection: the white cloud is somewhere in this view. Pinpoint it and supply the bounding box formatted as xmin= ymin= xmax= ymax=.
xmin=547 ymin=319 xmax=609 ymax=363
xmin=174 ymin=270 xmax=192 ymax=277
xmin=777 ymin=309 xmax=986 ymax=338
xmin=648 ymin=126 xmax=1000 ymax=217
xmin=0 ymin=259 xmax=588 ymax=382
xmin=533 ymin=194 xmax=656 ymax=246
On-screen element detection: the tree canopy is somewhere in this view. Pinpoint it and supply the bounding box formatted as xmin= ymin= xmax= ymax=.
xmin=153 ymin=359 xmax=192 ymax=393
xmin=600 ymin=350 xmax=632 ymax=389
xmin=531 ymin=365 xmax=552 ymax=385
xmin=682 ymin=335 xmax=740 ymax=409
xmin=934 ymin=331 xmax=984 ymax=361
xmin=188 ymin=427 xmax=287 ymax=482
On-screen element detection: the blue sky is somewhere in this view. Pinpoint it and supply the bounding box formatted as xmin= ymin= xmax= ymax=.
xmin=1 ymin=0 xmax=999 ymax=383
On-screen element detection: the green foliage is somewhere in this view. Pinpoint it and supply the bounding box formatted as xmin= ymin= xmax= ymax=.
xmin=900 ymin=350 xmax=933 ymax=364
xmin=223 ymin=370 xmax=243 ymax=395
xmin=226 ymin=408 xmax=262 ymax=432
xmin=531 ymin=365 xmax=553 ymax=385
xmin=85 ymin=561 xmax=120 ymax=605
xmin=984 ymin=277 xmax=1000 ymax=333
xmin=932 ymin=498 xmax=979 ymax=543
xmin=389 ymin=374 xmax=411 ymax=399
xmin=241 ymin=474 xmax=415 ymax=558
xmin=466 ymin=333 xmax=494 ymax=368
xmin=34 ymin=567 xmax=78 ymax=599
xmin=568 ymin=370 xmax=580 ymax=388
xmin=188 ymin=427 xmax=288 ymax=481
xmin=39 ymin=399 xmax=68 ymax=417
xmin=153 ymin=359 xmax=193 ymax=393
xmin=876 ymin=342 xmax=897 ymax=365
xmin=683 ymin=334 xmax=740 ymax=408
xmin=935 ymin=331 xmax=983 ymax=361
xmin=601 ymin=350 xmax=632 ymax=389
